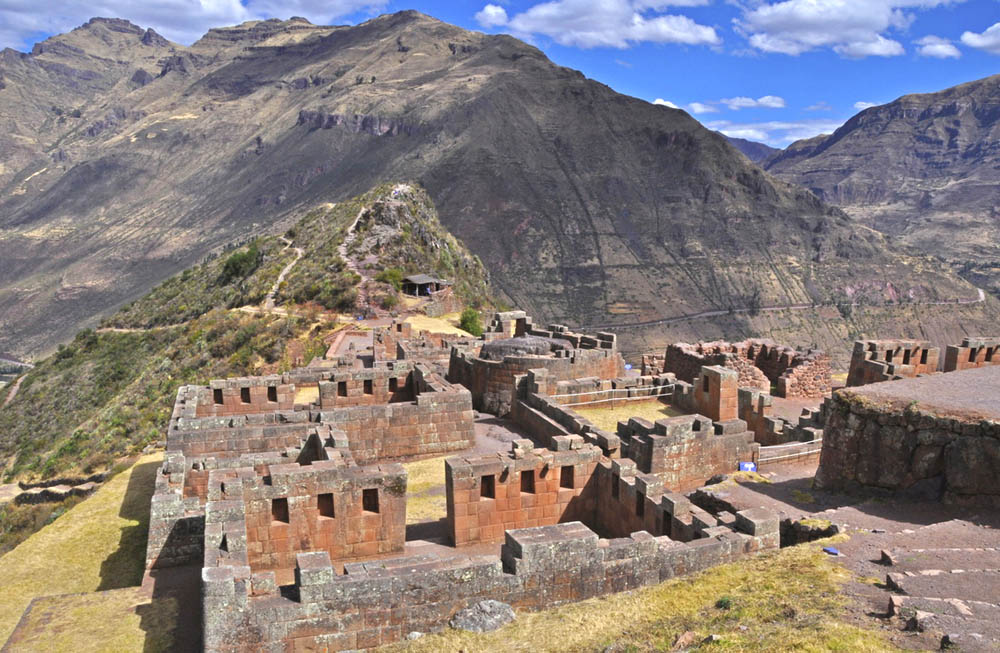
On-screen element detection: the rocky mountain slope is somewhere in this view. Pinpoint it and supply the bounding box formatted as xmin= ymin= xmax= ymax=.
xmin=1 ymin=11 xmax=996 ymax=360
xmin=766 ymin=74 xmax=1000 ymax=296
xmin=724 ymin=135 xmax=779 ymax=163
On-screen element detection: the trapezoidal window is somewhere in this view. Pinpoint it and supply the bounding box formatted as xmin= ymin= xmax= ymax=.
xmin=213 ymin=388 xmax=224 ymax=405
xmin=362 ymin=488 xmax=379 ymax=513
xmin=271 ymin=497 xmax=289 ymax=523
xmin=267 ymin=385 xmax=277 ymax=402
xmin=920 ymin=349 xmax=929 ymax=365
xmin=337 ymin=381 xmax=347 ymax=397
xmin=885 ymin=350 xmax=894 ymax=362
xmin=560 ymin=465 xmax=574 ymax=489
xmin=240 ymin=387 xmax=251 ymax=404
xmin=902 ymin=349 xmax=911 ymax=365
xmin=520 ymin=470 xmax=535 ymax=494
xmin=969 ymin=348 xmax=978 ymax=363
xmin=480 ymin=475 xmax=495 ymax=499
xmin=702 ymin=376 xmax=710 ymax=392
xmin=363 ymin=379 xmax=373 ymax=395
xmin=987 ymin=347 xmax=996 ymax=362
xmin=317 ymin=493 xmax=335 ymax=519
xmin=389 ymin=377 xmax=398 ymax=393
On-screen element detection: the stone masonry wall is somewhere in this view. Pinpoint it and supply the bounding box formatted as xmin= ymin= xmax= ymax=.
xmin=944 ymin=337 xmax=1000 ymax=373
xmin=317 ymin=364 xmax=416 ymax=408
xmin=194 ymin=375 xmax=295 ymax=417
xmin=202 ymin=513 xmax=780 ymax=653
xmin=846 ymin=339 xmax=939 ymax=387
xmin=445 ymin=437 xmax=601 ymax=546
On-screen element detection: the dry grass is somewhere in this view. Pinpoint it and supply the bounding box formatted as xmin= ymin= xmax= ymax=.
xmin=0 ymin=453 xmax=162 ymax=644
xmin=294 ymin=386 xmax=319 ymax=405
xmin=390 ymin=536 xmax=900 ymax=653
xmin=403 ymin=455 xmax=450 ymax=524
xmin=570 ymin=399 xmax=685 ymax=433
xmin=7 ymin=587 xmax=176 ymax=653
xmin=403 ymin=315 xmax=472 ymax=337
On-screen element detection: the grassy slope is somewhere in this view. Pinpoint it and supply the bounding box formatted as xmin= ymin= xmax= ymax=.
xmin=390 ymin=536 xmax=899 ymax=653
xmin=0 ymin=453 xmax=161 ymax=644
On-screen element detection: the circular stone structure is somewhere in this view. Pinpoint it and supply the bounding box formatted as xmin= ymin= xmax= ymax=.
xmin=478 ymin=336 xmax=573 ymax=361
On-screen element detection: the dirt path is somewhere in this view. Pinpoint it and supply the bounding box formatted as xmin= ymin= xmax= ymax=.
xmin=337 ymin=205 xmax=374 ymax=313
xmin=581 ymin=287 xmax=989 ymax=332
xmin=2 ymin=375 xmax=25 ymax=408
xmin=264 ymin=236 xmax=304 ymax=310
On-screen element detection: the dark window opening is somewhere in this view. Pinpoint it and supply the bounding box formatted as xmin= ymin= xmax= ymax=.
xmin=636 ymin=493 xmax=645 ymax=517
xmin=219 ymin=534 xmax=228 ymax=552
xmin=240 ymin=387 xmax=251 ymax=404
xmin=389 ymin=377 xmax=398 ymax=392
xmin=318 ymin=493 xmax=335 ymax=518
xmin=267 ymin=385 xmax=277 ymax=402
xmin=520 ymin=470 xmax=535 ymax=494
xmin=337 ymin=381 xmax=347 ymax=397
xmin=920 ymin=349 xmax=929 ymax=365
xmin=560 ymin=465 xmax=574 ymax=489
xmin=363 ymin=379 xmax=373 ymax=395
xmin=885 ymin=350 xmax=894 ymax=362
xmin=397 ymin=323 xmax=403 ymax=332
xmin=213 ymin=388 xmax=224 ymax=405
xmin=271 ymin=497 xmax=289 ymax=523
xmin=903 ymin=349 xmax=911 ymax=365
xmin=220 ymin=482 xmax=226 ymax=495
xmin=480 ymin=475 xmax=495 ymax=499
xmin=969 ymin=348 xmax=978 ymax=363
xmin=702 ymin=376 xmax=710 ymax=392
xmin=612 ymin=476 xmax=620 ymax=500
xmin=362 ymin=488 xmax=380 ymax=513
xmin=692 ymin=420 xmax=701 ymax=432
xmin=987 ymin=347 xmax=995 ymax=362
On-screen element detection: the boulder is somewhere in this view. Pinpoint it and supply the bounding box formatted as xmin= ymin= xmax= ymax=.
xmin=449 ymin=600 xmax=515 ymax=633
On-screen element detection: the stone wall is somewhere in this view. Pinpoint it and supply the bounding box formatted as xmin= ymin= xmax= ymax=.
xmin=616 ymin=414 xmax=759 ymax=491
xmin=664 ymin=339 xmax=831 ymax=399
xmin=671 ymin=366 xmax=739 ymax=422
xmin=846 ymin=339 xmax=939 ymax=387
xmin=445 ymin=437 xmax=601 ymax=545
xmin=317 ymin=363 xmax=416 ymax=407
xmin=202 ymin=513 xmax=780 ymax=653
xmin=943 ymin=337 xmax=1000 ymax=373
xmin=816 ymin=370 xmax=1000 ymax=507
xmin=194 ymin=375 xmax=295 ymax=417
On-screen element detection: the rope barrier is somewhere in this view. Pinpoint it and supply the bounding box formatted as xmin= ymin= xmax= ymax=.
xmin=758 ymin=447 xmax=823 ymax=463
xmin=550 ymin=385 xmax=670 ymax=400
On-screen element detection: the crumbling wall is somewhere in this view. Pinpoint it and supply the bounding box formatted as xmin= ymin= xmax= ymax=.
xmin=202 ymin=514 xmax=780 ymax=653
xmin=944 ymin=337 xmax=1000 ymax=372
xmin=846 ymin=339 xmax=939 ymax=387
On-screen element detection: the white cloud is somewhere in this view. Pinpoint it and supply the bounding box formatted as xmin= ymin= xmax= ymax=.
xmin=477 ymin=0 xmax=721 ymax=49
xmin=0 ymin=0 xmax=387 ymax=49
xmin=653 ymin=98 xmax=679 ymax=108
xmin=805 ymin=101 xmax=832 ymax=111
xmin=853 ymin=101 xmax=878 ymax=110
xmin=705 ymin=118 xmax=846 ymax=146
xmin=720 ymin=95 xmax=786 ymax=110
xmin=687 ymin=102 xmax=719 ymax=114
xmin=961 ymin=22 xmax=1000 ymax=55
xmin=915 ymin=34 xmax=961 ymax=58
xmin=475 ymin=4 xmax=509 ymax=28
xmin=735 ymin=0 xmax=957 ymax=58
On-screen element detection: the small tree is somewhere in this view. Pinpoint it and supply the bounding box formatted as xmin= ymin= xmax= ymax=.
xmin=459 ymin=307 xmax=483 ymax=337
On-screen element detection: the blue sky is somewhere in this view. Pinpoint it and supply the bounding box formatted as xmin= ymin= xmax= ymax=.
xmin=3 ymin=1 xmax=999 ymax=146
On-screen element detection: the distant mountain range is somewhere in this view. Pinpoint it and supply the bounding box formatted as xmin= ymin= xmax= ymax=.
xmin=765 ymin=74 xmax=1000 ymax=297
xmin=0 ymin=12 xmax=996 ymax=361
xmin=723 ymin=135 xmax=779 ymax=163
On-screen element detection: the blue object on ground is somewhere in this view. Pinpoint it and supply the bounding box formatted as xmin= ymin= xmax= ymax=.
xmin=738 ymin=462 xmax=757 ymax=472
xmin=822 ymin=547 xmax=840 ymax=556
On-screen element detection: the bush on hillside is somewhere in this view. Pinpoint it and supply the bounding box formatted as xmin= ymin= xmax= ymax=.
xmin=459 ymin=308 xmax=483 ymax=337
xmin=219 ymin=242 xmax=261 ymax=285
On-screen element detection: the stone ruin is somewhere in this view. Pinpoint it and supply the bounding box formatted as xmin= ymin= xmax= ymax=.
xmin=142 ymin=311 xmax=785 ymax=652
xmin=816 ymin=365 xmax=1000 ymax=507
xmin=658 ymin=339 xmax=832 ymax=399
xmin=846 ymin=336 xmax=999 ymax=387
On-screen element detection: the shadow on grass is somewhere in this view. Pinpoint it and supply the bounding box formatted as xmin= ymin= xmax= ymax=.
xmin=97 ymin=459 xmax=159 ymax=591
xmin=137 ymin=565 xmax=202 ymax=652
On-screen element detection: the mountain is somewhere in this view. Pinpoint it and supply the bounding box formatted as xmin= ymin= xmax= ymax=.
xmin=766 ymin=74 xmax=1000 ymax=297
xmin=1 ymin=11 xmax=997 ymax=362
xmin=723 ymin=135 xmax=779 ymax=163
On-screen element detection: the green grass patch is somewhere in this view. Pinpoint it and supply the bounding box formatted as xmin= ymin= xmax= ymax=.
xmin=402 ymin=455 xmax=449 ymax=524
xmin=570 ymin=399 xmax=685 ymax=434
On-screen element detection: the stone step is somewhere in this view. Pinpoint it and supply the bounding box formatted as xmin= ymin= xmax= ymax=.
xmin=885 ymin=548 xmax=1000 ymax=573
xmin=887 ymin=569 xmax=1000 ymax=604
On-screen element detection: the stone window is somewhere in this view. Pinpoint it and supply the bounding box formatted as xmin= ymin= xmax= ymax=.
xmin=560 ymin=465 xmax=574 ymax=489
xmin=920 ymin=349 xmax=929 ymax=365
xmin=969 ymin=348 xmax=978 ymax=363
xmin=362 ymin=488 xmax=379 ymax=513
xmin=363 ymin=379 xmax=373 ymax=395
xmin=271 ymin=497 xmax=289 ymax=523
xmin=480 ymin=475 xmax=495 ymax=499
xmin=213 ymin=388 xmax=224 ymax=405
xmin=987 ymin=347 xmax=995 ymax=363
xmin=389 ymin=377 xmax=398 ymax=392
xmin=885 ymin=350 xmax=894 ymax=362
xmin=337 ymin=381 xmax=347 ymax=397
xmin=267 ymin=385 xmax=277 ymax=402
xmin=692 ymin=420 xmax=701 ymax=432
xmin=635 ymin=493 xmax=645 ymax=518
xmin=903 ymin=349 xmax=911 ymax=365
xmin=520 ymin=470 xmax=535 ymax=494
xmin=240 ymin=387 xmax=251 ymax=404
xmin=318 ymin=493 xmax=335 ymax=519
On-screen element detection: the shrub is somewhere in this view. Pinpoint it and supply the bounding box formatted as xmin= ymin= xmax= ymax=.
xmin=375 ymin=267 xmax=404 ymax=290
xmin=459 ymin=308 xmax=483 ymax=336
xmin=219 ymin=242 xmax=261 ymax=285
